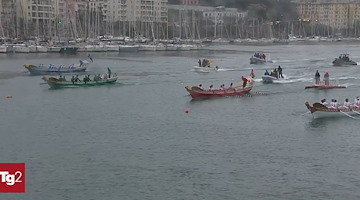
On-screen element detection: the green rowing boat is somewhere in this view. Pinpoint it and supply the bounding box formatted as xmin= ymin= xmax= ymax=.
xmin=42 ymin=75 xmax=118 ymax=89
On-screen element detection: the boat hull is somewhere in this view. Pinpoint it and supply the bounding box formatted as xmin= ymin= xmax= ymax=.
xmin=312 ymin=110 xmax=357 ymax=118
xmin=262 ymin=75 xmax=278 ymax=83
xmin=305 ymin=102 xmax=360 ymax=118
xmin=193 ymin=66 xmax=218 ymax=73
xmin=24 ymin=60 xmax=89 ymax=75
xmin=250 ymin=57 xmax=272 ymax=64
xmin=45 ymin=77 xmax=118 ymax=89
xmin=59 ymin=47 xmax=78 ymax=54
xmin=185 ymin=86 xmax=252 ymax=99
xmin=26 ymin=67 xmax=87 ymax=75
xmin=305 ymin=85 xmax=346 ymax=89
xmin=332 ymin=60 xmax=357 ymax=66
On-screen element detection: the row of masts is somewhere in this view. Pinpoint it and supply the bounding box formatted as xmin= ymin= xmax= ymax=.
xmin=3 ymin=5 xmax=360 ymax=42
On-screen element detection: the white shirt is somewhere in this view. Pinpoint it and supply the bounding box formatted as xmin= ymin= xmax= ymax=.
xmin=355 ymin=99 xmax=360 ymax=107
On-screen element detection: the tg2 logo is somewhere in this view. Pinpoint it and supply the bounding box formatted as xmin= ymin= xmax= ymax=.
xmin=0 ymin=163 xmax=25 ymax=193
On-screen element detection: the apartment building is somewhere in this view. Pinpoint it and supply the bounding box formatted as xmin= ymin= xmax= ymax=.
xmin=181 ymin=0 xmax=199 ymax=5
xmin=103 ymin=0 xmax=168 ymax=23
xmin=293 ymin=0 xmax=360 ymax=30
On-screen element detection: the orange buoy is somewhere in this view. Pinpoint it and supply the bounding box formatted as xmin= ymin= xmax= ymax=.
xmin=5 ymin=95 xmax=12 ymax=98
xmin=184 ymin=109 xmax=189 ymax=113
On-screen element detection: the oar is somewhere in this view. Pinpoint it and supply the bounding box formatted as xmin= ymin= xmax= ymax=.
xmin=340 ymin=111 xmax=358 ymax=120
xmin=351 ymin=110 xmax=360 ymax=115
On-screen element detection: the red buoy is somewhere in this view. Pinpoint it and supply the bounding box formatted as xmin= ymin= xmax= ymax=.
xmin=184 ymin=109 xmax=189 ymax=113
xmin=5 ymin=95 xmax=12 ymax=98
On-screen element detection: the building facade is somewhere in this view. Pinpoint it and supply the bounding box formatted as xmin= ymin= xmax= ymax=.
xmin=103 ymin=0 xmax=168 ymax=23
xmin=168 ymin=4 xmax=247 ymax=39
xmin=293 ymin=0 xmax=360 ymax=31
xmin=102 ymin=0 xmax=168 ymax=38
xmin=181 ymin=0 xmax=198 ymax=5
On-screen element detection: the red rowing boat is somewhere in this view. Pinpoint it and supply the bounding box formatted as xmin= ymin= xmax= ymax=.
xmin=305 ymin=85 xmax=346 ymax=89
xmin=185 ymin=76 xmax=254 ymax=99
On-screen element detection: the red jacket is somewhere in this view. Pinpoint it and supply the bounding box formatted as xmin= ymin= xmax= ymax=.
xmin=242 ymin=76 xmax=248 ymax=83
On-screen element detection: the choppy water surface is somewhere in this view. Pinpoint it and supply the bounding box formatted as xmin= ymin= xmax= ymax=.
xmin=1 ymin=44 xmax=360 ymax=200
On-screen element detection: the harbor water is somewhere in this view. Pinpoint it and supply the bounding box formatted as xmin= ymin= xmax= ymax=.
xmin=1 ymin=44 xmax=360 ymax=199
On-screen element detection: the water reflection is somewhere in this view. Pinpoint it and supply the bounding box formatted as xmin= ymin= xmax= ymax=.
xmin=306 ymin=117 xmax=350 ymax=130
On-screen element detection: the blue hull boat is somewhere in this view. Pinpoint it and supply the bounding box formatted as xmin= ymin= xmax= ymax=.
xmin=24 ymin=60 xmax=89 ymax=75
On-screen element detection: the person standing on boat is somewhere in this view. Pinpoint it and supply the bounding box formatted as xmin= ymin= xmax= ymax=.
xmin=107 ymin=68 xmax=112 ymax=78
xmin=278 ymin=66 xmax=283 ymax=78
xmin=315 ymin=70 xmax=320 ymax=84
xmin=198 ymin=59 xmax=201 ymax=67
xmin=323 ymin=71 xmax=330 ymax=85
xmin=250 ymin=69 xmax=255 ymax=78
xmin=88 ymin=54 xmax=93 ymax=62
xmin=242 ymin=76 xmax=248 ymax=88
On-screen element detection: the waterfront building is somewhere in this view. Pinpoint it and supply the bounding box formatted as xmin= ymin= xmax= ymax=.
xmin=168 ymin=4 xmax=246 ymax=39
xmin=292 ymin=0 xmax=360 ymax=36
xmin=20 ymin=0 xmax=55 ymax=39
xmin=102 ymin=0 xmax=168 ymax=39
xmin=181 ymin=0 xmax=199 ymax=5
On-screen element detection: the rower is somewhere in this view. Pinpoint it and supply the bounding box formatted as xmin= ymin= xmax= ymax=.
xmin=198 ymin=84 xmax=203 ymax=90
xmin=219 ymin=84 xmax=224 ymax=90
xmin=354 ymin=97 xmax=360 ymax=108
xmin=74 ymin=75 xmax=81 ymax=82
xmin=333 ymin=99 xmax=338 ymax=108
xmin=330 ymin=99 xmax=335 ymax=108
xmin=208 ymin=85 xmax=213 ymax=90
xmin=343 ymin=98 xmax=351 ymax=108
xmin=320 ymin=99 xmax=328 ymax=106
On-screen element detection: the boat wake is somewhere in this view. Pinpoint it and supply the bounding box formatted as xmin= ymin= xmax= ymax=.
xmin=272 ymin=77 xmax=312 ymax=84
xmin=0 ymin=71 xmax=27 ymax=80
xmin=338 ymin=76 xmax=360 ymax=81
xmin=216 ymin=68 xmax=237 ymax=72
